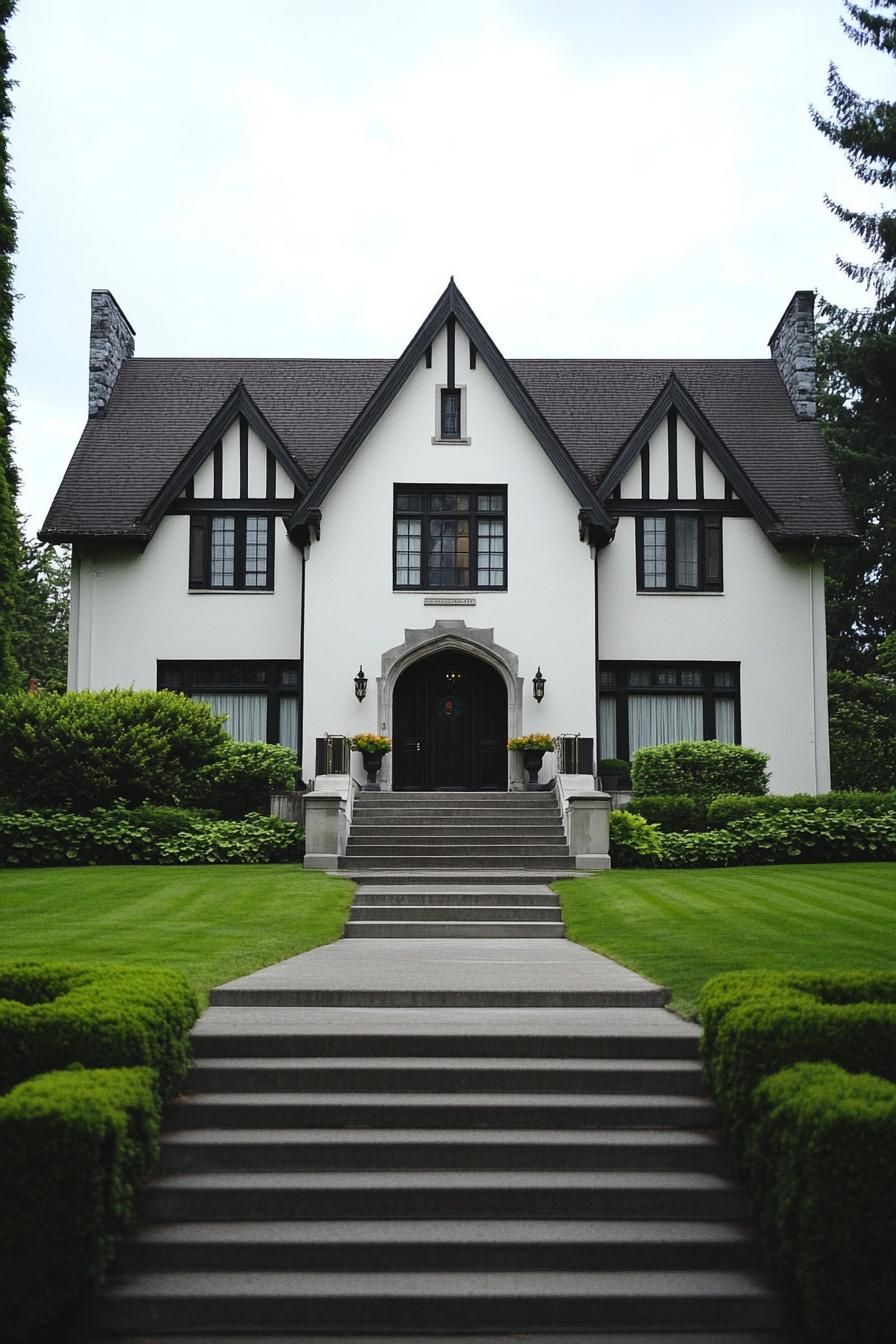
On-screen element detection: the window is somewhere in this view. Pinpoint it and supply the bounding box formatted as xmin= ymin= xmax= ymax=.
xmin=636 ymin=513 xmax=722 ymax=592
xmin=598 ymin=662 xmax=739 ymax=760
xmin=394 ymin=487 xmax=506 ymax=590
xmin=440 ymin=389 xmax=462 ymax=439
xmin=189 ymin=514 xmax=274 ymax=590
xmin=157 ymin=660 xmax=300 ymax=750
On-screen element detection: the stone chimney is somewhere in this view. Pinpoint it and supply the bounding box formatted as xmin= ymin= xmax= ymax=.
xmin=88 ymin=289 xmax=135 ymax=417
xmin=768 ymin=290 xmax=816 ymax=419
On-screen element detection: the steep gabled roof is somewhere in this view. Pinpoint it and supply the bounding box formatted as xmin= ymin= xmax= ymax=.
xmin=287 ymin=279 xmax=615 ymax=545
xmin=140 ymin=381 xmax=309 ymax=533
xmin=40 ymin=289 xmax=856 ymax=548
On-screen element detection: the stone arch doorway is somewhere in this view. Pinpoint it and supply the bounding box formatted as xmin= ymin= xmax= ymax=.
xmin=392 ymin=650 xmax=508 ymax=791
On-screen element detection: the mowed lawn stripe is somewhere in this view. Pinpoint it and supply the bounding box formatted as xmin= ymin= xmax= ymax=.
xmin=557 ymin=863 xmax=896 ymax=1017
xmin=0 ymin=865 xmax=353 ymax=1002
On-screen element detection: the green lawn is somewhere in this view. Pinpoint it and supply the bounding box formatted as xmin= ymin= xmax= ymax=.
xmin=557 ymin=863 xmax=896 ymax=1018
xmin=0 ymin=865 xmax=353 ymax=1003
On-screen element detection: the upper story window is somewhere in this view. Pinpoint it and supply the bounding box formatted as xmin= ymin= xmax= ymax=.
xmin=440 ymin=389 xmax=462 ymax=439
xmin=636 ymin=513 xmax=722 ymax=592
xmin=394 ymin=486 xmax=507 ymax=590
xmin=189 ymin=514 xmax=274 ymax=591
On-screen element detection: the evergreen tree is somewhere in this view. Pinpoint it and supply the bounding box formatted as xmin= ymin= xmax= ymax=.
xmin=813 ymin=1 xmax=896 ymax=670
xmin=14 ymin=534 xmax=69 ymax=692
xmin=0 ymin=1 xmax=19 ymax=691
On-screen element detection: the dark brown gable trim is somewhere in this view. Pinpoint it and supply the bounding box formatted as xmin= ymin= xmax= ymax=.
xmin=289 ymin=278 xmax=615 ymax=547
xmin=598 ymin=373 xmax=780 ymax=539
xmin=141 ymin=381 xmax=309 ymax=535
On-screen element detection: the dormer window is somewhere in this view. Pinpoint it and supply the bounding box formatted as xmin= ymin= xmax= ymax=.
xmin=441 ymin=389 xmax=461 ymax=438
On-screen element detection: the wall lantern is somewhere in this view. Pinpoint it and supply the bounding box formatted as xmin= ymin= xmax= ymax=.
xmin=354 ymin=666 xmax=368 ymax=702
xmin=532 ymin=667 xmax=546 ymax=703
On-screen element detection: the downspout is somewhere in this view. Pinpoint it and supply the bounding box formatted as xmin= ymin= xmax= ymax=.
xmin=808 ymin=537 xmax=820 ymax=794
xmin=298 ymin=546 xmax=307 ymax=786
xmin=594 ymin=547 xmax=600 ymax=768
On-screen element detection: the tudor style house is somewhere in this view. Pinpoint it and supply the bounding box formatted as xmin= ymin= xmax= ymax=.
xmin=42 ymin=281 xmax=853 ymax=799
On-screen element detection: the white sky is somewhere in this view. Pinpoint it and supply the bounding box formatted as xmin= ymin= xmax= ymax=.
xmin=7 ymin=0 xmax=893 ymax=534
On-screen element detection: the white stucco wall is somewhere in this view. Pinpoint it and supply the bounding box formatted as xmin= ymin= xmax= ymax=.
xmin=301 ymin=321 xmax=597 ymax=787
xmin=68 ymin=514 xmax=302 ymax=690
xmin=598 ymin=515 xmax=830 ymax=793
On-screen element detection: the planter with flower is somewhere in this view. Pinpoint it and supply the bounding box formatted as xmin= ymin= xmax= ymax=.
xmin=350 ymin=734 xmax=392 ymax=790
xmin=507 ymin=733 xmax=556 ymax=790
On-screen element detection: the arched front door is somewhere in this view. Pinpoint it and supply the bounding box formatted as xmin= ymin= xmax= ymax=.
xmin=392 ymin=651 xmax=508 ymax=791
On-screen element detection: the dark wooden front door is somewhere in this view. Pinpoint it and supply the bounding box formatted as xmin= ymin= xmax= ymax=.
xmin=393 ymin=652 xmax=507 ymax=791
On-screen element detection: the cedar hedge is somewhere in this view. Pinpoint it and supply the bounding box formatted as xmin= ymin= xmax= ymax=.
xmin=0 ymin=1066 xmax=161 ymax=1342
xmin=698 ymin=970 xmax=896 ymax=1161
xmin=0 ymin=805 xmax=304 ymax=867
xmin=0 ymin=961 xmax=199 ymax=1097
xmin=707 ymin=789 xmax=896 ymax=826
xmin=749 ymin=1063 xmax=896 ymax=1344
xmin=622 ymin=793 xmax=709 ymax=832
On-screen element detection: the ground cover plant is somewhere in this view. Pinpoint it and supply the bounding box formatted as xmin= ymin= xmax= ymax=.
xmin=0 ymin=865 xmax=353 ymax=1003
xmin=556 ymin=863 xmax=896 ymax=1018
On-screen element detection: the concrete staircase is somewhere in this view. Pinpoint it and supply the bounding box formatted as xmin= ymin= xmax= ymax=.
xmin=89 ymin=980 xmax=789 ymax=1339
xmin=345 ymin=882 xmax=566 ymax=938
xmin=339 ymin=791 xmax=575 ymax=875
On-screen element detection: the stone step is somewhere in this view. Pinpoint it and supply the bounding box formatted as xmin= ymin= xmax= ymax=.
xmin=90 ymin=1333 xmax=800 ymax=1344
xmin=92 ymin=1267 xmax=783 ymax=1334
xmin=354 ymin=793 xmax=559 ymax=805
xmin=352 ymin=888 xmax=560 ymax=906
xmin=185 ymin=1056 xmax=707 ymax=1095
xmin=347 ymin=824 xmax=566 ymax=838
xmin=189 ymin=1007 xmax=701 ymax=1060
xmin=345 ymin=840 xmax=570 ymax=851
xmin=343 ymin=920 xmax=567 ymax=939
xmin=156 ymin=1126 xmax=727 ymax=1177
xmin=338 ymin=856 xmax=576 ymax=870
xmin=140 ymin=1169 xmax=752 ymax=1223
xmin=347 ymin=903 xmax=562 ymax=921
xmin=119 ymin=1217 xmax=762 ymax=1274
xmin=166 ymin=1092 xmax=719 ymax=1131
xmin=207 ymin=985 xmax=670 ymax=1008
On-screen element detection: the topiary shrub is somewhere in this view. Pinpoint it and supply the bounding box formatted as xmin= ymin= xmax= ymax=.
xmin=631 ymin=740 xmax=769 ymax=802
xmin=197 ymin=739 xmax=298 ymax=818
xmin=623 ymin=794 xmax=708 ymax=832
xmin=0 ymin=689 xmax=227 ymax=812
xmin=0 ymin=1066 xmax=160 ymax=1342
xmin=697 ymin=970 xmax=896 ymax=1162
xmin=0 ymin=961 xmax=199 ymax=1098
xmin=748 ymin=1062 xmax=896 ymax=1344
xmin=608 ymin=810 xmax=663 ymax=867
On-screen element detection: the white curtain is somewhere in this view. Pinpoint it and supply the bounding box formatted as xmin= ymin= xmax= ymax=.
xmin=599 ymin=697 xmax=617 ymax=760
xmin=279 ymin=695 xmax=299 ymax=752
xmin=628 ymin=694 xmax=702 ymax=754
xmin=193 ymin=693 xmax=267 ymax=742
xmin=715 ymin=697 xmax=736 ymax=744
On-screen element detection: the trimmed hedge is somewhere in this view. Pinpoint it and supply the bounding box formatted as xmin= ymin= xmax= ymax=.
xmin=707 ymin=789 xmax=896 ymax=827
xmin=0 ymin=1066 xmax=160 ymax=1342
xmin=630 ymin=740 xmax=769 ymax=802
xmin=195 ymin=739 xmax=298 ymax=818
xmin=0 ymin=689 xmax=226 ymax=811
xmin=0 ymin=805 xmax=304 ymax=867
xmin=623 ymin=794 xmax=708 ymax=832
xmin=749 ymin=1063 xmax=896 ymax=1343
xmin=0 ymin=961 xmax=199 ymax=1097
xmin=608 ymin=809 xmax=663 ymax=866
xmin=698 ymin=970 xmax=896 ymax=1160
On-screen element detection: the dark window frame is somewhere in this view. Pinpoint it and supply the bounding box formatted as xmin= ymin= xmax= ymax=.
xmin=635 ymin=512 xmax=723 ymax=592
xmin=189 ymin=513 xmax=275 ymax=591
xmin=440 ymin=388 xmax=462 ymax=439
xmin=393 ymin=485 xmax=508 ymax=592
xmin=598 ymin=660 xmax=740 ymax=761
xmin=157 ymin=659 xmax=300 ymax=748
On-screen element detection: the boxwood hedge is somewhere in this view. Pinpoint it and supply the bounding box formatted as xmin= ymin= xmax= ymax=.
xmin=0 ymin=1066 xmax=160 ymax=1342
xmin=698 ymin=970 xmax=896 ymax=1160
xmin=749 ymin=1062 xmax=896 ymax=1343
xmin=0 ymin=961 xmax=199 ymax=1097
xmin=630 ymin=740 xmax=769 ymax=802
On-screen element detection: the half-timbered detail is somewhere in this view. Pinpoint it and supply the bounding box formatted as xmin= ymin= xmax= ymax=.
xmin=43 ymin=284 xmax=855 ymax=795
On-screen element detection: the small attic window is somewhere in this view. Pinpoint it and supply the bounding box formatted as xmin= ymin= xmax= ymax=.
xmin=441 ymin=389 xmax=461 ymax=439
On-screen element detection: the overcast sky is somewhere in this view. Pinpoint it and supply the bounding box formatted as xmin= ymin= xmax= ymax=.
xmin=7 ymin=0 xmax=892 ymax=534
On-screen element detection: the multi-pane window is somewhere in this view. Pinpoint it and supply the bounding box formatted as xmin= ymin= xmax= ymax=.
xmin=637 ymin=514 xmax=722 ymax=592
xmin=394 ymin=487 xmax=507 ymax=590
xmin=189 ymin=514 xmax=274 ymax=590
xmin=440 ymin=389 xmax=462 ymax=439
xmin=157 ymin=660 xmax=300 ymax=752
xmin=598 ymin=662 xmax=739 ymax=760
